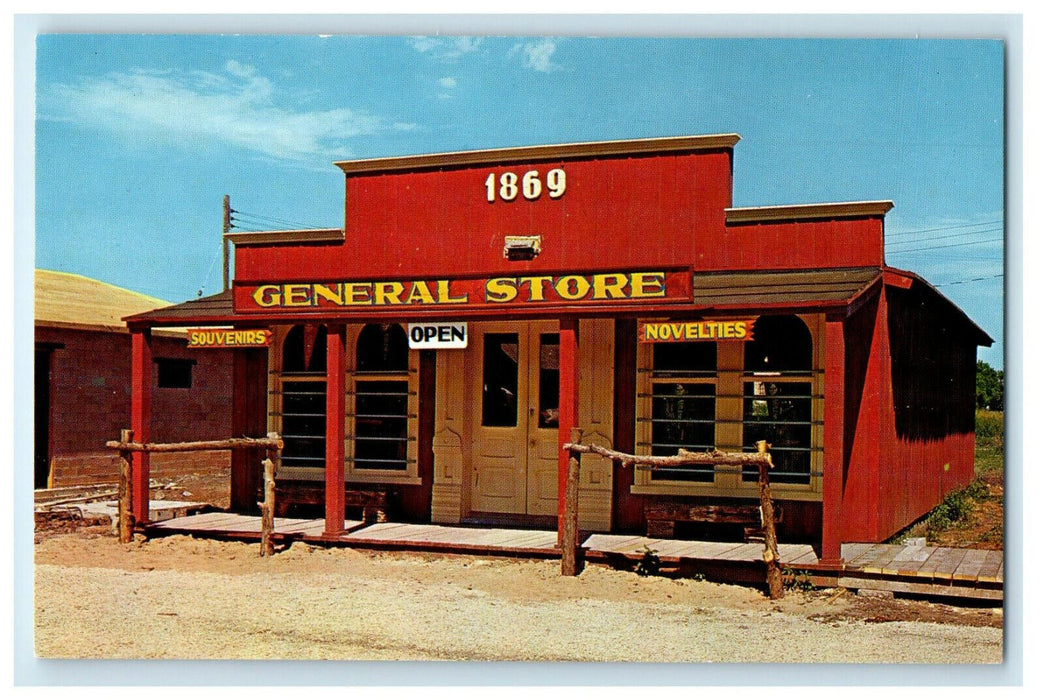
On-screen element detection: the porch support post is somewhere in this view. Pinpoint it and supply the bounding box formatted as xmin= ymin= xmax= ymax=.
xmin=557 ymin=317 xmax=580 ymax=546
xmin=324 ymin=324 xmax=347 ymax=536
xmin=821 ymin=317 xmax=845 ymax=566
xmin=130 ymin=328 xmax=152 ymax=524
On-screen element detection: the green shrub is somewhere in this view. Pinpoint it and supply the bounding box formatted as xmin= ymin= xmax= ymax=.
xmin=975 ymin=410 xmax=1004 ymax=443
xmin=635 ymin=546 xmax=661 ymax=577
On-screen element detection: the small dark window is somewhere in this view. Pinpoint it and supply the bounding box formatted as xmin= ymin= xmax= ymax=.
xmin=155 ymin=358 xmax=194 ymax=389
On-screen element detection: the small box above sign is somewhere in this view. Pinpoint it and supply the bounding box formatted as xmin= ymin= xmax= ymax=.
xmin=408 ymin=322 xmax=468 ymax=350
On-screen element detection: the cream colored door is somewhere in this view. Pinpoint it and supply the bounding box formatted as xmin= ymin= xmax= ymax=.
xmin=471 ymin=321 xmax=560 ymax=516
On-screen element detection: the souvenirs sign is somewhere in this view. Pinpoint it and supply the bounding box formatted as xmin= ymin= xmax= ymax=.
xmin=187 ymin=328 xmax=273 ymax=348
xmin=233 ymin=269 xmax=693 ymax=314
xmin=639 ymin=319 xmax=756 ymax=343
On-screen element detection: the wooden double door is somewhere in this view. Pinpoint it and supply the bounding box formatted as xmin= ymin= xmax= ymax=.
xmin=470 ymin=321 xmax=560 ymax=516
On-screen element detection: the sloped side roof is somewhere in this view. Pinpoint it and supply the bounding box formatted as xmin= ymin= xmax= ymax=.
xmin=692 ymin=267 xmax=881 ymax=309
xmin=35 ymin=269 xmax=174 ymax=332
xmin=124 ymin=289 xmax=233 ymax=327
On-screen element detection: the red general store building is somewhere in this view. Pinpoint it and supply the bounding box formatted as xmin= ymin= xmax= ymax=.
xmin=125 ymin=134 xmax=991 ymax=563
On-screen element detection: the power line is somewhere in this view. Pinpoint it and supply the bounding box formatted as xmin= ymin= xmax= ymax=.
xmin=887 ymin=237 xmax=1004 ymax=255
xmin=885 ymin=227 xmax=1004 ymax=249
xmin=231 ymin=209 xmax=323 ymax=231
xmin=934 ymin=273 xmax=1004 ymax=287
xmin=888 ymin=219 xmax=1003 ymax=238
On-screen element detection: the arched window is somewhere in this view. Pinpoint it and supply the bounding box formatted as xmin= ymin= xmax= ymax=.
xmin=742 ymin=315 xmax=814 ymax=485
xmin=277 ymin=325 xmax=327 ymax=470
xmin=357 ymin=323 xmax=408 ymax=372
xmin=351 ymin=324 xmax=413 ymax=472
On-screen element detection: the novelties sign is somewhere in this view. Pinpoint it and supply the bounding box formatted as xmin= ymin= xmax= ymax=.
xmin=639 ymin=319 xmax=755 ymax=342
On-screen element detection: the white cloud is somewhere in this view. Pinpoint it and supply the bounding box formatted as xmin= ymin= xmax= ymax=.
xmin=40 ymin=63 xmax=410 ymax=163
xmin=511 ymin=39 xmax=559 ymax=73
xmin=409 ymin=36 xmax=482 ymax=60
xmin=438 ymin=77 xmax=457 ymax=89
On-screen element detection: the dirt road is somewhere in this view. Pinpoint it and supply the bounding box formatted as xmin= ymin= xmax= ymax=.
xmin=34 ymin=529 xmax=1003 ymax=663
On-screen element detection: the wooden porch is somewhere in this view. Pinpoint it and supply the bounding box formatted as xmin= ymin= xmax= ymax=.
xmin=146 ymin=513 xmax=1003 ymax=602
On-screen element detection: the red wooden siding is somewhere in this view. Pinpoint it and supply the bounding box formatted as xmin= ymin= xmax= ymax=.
xmin=839 ymin=282 xmax=979 ymax=543
xmin=720 ymin=218 xmax=885 ymax=272
xmin=235 ymin=151 xmax=735 ymax=283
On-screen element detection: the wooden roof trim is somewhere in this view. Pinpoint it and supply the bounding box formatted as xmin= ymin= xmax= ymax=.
xmin=883 ymin=266 xmax=993 ymax=346
xmin=225 ymin=229 xmax=344 ymax=246
xmin=36 ymin=320 xmax=185 ymax=338
xmin=334 ymin=134 xmax=742 ymax=175
xmin=725 ymin=201 xmax=895 ymax=224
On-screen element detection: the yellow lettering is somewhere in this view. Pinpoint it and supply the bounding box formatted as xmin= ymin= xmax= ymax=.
xmin=485 ymin=277 xmax=519 ymax=303
xmin=313 ymin=283 xmax=344 ymax=305
xmin=373 ymin=282 xmax=405 ymax=306
xmin=554 ymin=275 xmax=592 ymax=301
xmin=592 ymin=272 xmax=628 ymax=300
xmin=343 ymin=283 xmax=372 ymax=305
xmin=519 ymin=276 xmax=553 ymax=301
xmin=252 ymin=285 xmax=282 ymax=307
xmin=630 ymin=272 xmax=666 ymax=298
xmin=437 ymin=280 xmax=469 ymax=304
xmin=283 ymin=284 xmax=312 ymax=307
xmin=404 ymin=281 xmax=436 ymax=305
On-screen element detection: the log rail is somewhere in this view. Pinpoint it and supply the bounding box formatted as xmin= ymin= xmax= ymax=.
xmin=106 ymin=431 xmax=283 ymax=556
xmin=561 ymin=440 xmax=783 ymax=598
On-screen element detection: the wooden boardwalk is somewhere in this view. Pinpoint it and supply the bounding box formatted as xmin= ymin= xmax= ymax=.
xmin=149 ymin=512 xmax=561 ymax=557
xmin=147 ymin=513 xmax=1003 ymax=601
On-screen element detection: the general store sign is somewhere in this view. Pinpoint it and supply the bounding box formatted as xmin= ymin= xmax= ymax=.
xmin=639 ymin=319 xmax=756 ymax=342
xmin=234 ymin=270 xmax=693 ymax=313
xmin=408 ymin=322 xmax=468 ymax=349
xmin=187 ymin=328 xmax=273 ymax=348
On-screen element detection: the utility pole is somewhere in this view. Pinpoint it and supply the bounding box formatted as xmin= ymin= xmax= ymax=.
xmin=222 ymin=195 xmax=231 ymax=292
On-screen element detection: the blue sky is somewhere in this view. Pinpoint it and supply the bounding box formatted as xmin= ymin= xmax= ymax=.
xmin=32 ymin=33 xmax=1006 ymax=366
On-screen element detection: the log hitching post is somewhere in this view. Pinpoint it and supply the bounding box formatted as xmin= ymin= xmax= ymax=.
xmin=561 ymin=445 xmax=582 ymax=576
xmin=756 ymin=440 xmax=784 ymax=600
xmin=259 ymin=432 xmax=280 ymax=557
xmin=117 ymin=429 xmax=135 ymax=544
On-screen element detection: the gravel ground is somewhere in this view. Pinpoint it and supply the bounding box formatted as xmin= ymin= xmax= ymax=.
xmin=33 ymin=531 xmax=1003 ymax=663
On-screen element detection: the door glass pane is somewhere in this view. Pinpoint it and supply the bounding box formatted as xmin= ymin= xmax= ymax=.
xmin=538 ymin=334 xmax=560 ymax=428
xmin=482 ymin=333 xmax=519 ymax=427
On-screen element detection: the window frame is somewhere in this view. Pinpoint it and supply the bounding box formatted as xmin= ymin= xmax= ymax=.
xmin=632 ymin=314 xmax=823 ymax=500
xmin=345 ymin=324 xmax=421 ymax=485
xmin=269 ymin=325 xmax=328 ymax=479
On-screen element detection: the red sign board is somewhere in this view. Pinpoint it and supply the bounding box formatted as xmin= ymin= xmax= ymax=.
xmin=187 ymin=328 xmax=273 ymax=348
xmin=233 ymin=269 xmax=693 ymax=315
xmin=639 ymin=319 xmax=756 ymax=342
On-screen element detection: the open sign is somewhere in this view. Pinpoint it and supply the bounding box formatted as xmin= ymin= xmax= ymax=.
xmin=407 ymin=323 xmax=468 ymax=350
